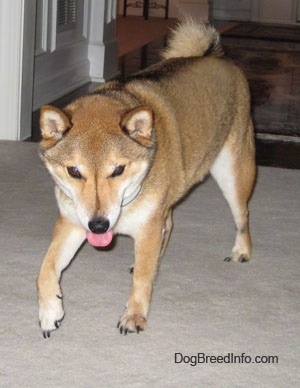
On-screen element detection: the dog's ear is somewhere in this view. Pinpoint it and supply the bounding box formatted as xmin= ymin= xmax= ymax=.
xmin=40 ymin=105 xmax=71 ymax=141
xmin=121 ymin=106 xmax=154 ymax=147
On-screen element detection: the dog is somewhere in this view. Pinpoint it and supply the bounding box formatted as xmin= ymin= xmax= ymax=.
xmin=37 ymin=20 xmax=256 ymax=338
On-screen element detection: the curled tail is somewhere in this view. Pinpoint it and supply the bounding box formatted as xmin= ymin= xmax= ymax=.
xmin=162 ymin=19 xmax=223 ymax=60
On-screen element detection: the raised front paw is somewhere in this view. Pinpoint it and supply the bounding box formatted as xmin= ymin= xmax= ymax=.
xmin=39 ymin=294 xmax=64 ymax=338
xmin=117 ymin=313 xmax=146 ymax=335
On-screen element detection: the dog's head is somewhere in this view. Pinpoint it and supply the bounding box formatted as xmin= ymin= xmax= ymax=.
xmin=39 ymin=96 xmax=156 ymax=246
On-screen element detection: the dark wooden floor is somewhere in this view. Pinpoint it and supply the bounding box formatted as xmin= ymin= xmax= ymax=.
xmin=31 ymin=36 xmax=300 ymax=170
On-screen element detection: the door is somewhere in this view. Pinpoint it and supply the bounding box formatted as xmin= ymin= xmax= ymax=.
xmin=213 ymin=0 xmax=299 ymax=24
xmin=252 ymin=0 xmax=299 ymax=24
xmin=33 ymin=0 xmax=90 ymax=110
xmin=213 ymin=0 xmax=252 ymax=20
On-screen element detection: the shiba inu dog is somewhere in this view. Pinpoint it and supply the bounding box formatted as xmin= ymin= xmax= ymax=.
xmin=37 ymin=20 xmax=256 ymax=338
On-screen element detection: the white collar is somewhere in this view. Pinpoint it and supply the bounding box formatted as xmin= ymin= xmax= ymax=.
xmin=121 ymin=185 xmax=142 ymax=207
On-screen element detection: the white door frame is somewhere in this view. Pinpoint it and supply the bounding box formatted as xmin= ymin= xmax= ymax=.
xmin=0 ymin=0 xmax=36 ymax=140
xmin=0 ymin=0 xmax=118 ymax=141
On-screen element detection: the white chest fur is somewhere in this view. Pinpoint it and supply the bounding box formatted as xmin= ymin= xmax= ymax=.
xmin=115 ymin=196 xmax=157 ymax=239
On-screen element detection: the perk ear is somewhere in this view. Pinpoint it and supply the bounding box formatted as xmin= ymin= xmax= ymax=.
xmin=40 ymin=105 xmax=71 ymax=141
xmin=121 ymin=106 xmax=154 ymax=147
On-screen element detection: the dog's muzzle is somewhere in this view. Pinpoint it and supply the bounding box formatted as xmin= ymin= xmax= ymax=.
xmin=88 ymin=217 xmax=110 ymax=234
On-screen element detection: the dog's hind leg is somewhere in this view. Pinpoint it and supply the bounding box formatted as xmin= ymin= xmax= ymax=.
xmin=37 ymin=216 xmax=86 ymax=337
xmin=210 ymin=131 xmax=256 ymax=262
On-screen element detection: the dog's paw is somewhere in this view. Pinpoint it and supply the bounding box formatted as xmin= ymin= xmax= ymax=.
xmin=39 ymin=294 xmax=64 ymax=338
xmin=117 ymin=313 xmax=146 ymax=335
xmin=224 ymin=252 xmax=250 ymax=263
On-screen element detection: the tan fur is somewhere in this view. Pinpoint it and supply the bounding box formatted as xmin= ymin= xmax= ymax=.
xmin=37 ymin=21 xmax=256 ymax=337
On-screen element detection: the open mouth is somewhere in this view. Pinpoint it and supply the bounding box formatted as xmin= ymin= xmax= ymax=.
xmin=86 ymin=229 xmax=114 ymax=247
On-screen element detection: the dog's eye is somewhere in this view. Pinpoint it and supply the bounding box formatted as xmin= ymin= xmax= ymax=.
xmin=111 ymin=165 xmax=125 ymax=178
xmin=67 ymin=166 xmax=82 ymax=179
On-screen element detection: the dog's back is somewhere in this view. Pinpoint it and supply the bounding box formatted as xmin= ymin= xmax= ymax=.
xmin=118 ymin=21 xmax=253 ymax=193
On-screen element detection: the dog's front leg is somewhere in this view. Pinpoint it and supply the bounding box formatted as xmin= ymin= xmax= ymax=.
xmin=118 ymin=215 xmax=165 ymax=334
xmin=37 ymin=216 xmax=86 ymax=337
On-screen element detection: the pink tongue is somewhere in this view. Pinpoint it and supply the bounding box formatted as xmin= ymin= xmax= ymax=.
xmin=86 ymin=230 xmax=114 ymax=247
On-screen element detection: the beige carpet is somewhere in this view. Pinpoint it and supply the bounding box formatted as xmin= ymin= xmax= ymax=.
xmin=117 ymin=16 xmax=177 ymax=56
xmin=1 ymin=141 xmax=299 ymax=386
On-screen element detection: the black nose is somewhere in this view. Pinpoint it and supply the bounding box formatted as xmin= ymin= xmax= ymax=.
xmin=88 ymin=217 xmax=110 ymax=234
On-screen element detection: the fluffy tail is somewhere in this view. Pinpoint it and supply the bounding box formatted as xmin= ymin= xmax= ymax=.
xmin=162 ymin=19 xmax=223 ymax=60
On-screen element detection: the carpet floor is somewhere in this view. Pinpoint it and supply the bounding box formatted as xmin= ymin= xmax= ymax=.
xmin=0 ymin=141 xmax=299 ymax=387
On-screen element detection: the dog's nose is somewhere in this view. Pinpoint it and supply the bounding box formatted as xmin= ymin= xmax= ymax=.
xmin=88 ymin=217 xmax=110 ymax=234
